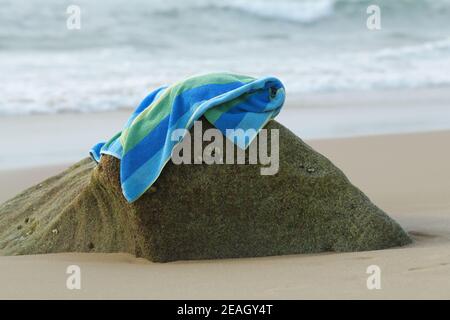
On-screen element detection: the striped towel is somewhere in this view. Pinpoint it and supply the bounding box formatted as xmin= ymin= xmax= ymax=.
xmin=90 ymin=73 xmax=285 ymax=202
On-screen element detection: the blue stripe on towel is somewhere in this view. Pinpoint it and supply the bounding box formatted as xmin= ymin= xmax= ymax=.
xmin=90 ymin=73 xmax=285 ymax=202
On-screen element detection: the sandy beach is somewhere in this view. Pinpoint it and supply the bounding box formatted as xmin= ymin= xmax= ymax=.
xmin=0 ymin=113 xmax=449 ymax=299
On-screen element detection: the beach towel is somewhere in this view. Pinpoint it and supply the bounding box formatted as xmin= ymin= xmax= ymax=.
xmin=90 ymin=73 xmax=285 ymax=202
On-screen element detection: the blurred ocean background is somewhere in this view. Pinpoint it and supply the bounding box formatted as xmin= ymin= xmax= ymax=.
xmin=1 ymin=0 xmax=450 ymax=115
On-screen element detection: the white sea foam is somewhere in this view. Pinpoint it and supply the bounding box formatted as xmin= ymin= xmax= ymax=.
xmin=218 ymin=0 xmax=336 ymax=23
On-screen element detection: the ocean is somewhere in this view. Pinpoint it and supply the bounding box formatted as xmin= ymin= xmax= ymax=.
xmin=0 ymin=0 xmax=450 ymax=115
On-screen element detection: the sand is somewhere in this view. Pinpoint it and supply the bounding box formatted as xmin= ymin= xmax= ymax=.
xmin=0 ymin=125 xmax=449 ymax=299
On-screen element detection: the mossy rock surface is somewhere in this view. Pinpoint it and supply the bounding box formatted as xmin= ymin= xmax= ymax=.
xmin=0 ymin=119 xmax=411 ymax=262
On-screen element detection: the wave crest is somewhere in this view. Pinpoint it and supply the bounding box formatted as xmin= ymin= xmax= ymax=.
xmin=217 ymin=0 xmax=336 ymax=23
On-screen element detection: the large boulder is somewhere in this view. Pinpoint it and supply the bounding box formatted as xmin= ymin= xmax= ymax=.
xmin=0 ymin=119 xmax=411 ymax=262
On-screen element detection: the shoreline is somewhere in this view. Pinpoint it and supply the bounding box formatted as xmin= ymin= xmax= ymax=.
xmin=1 ymin=130 xmax=449 ymax=299
xmin=1 ymin=87 xmax=450 ymax=170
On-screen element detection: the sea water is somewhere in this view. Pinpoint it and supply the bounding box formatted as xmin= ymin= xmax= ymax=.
xmin=0 ymin=0 xmax=449 ymax=116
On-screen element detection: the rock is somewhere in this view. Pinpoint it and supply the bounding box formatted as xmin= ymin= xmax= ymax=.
xmin=0 ymin=118 xmax=411 ymax=262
